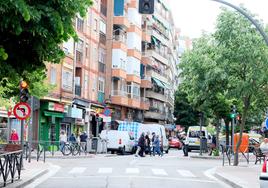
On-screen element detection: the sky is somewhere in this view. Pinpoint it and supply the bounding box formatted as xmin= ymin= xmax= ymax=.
xmin=169 ymin=0 xmax=268 ymax=38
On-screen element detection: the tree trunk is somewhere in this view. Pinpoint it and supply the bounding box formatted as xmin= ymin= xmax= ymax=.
xmin=224 ymin=118 xmax=230 ymax=147
xmin=233 ymin=96 xmax=250 ymax=166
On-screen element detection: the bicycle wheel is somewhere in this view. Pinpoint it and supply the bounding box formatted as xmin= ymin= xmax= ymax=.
xmin=72 ymin=144 xmax=80 ymax=156
xmin=62 ymin=144 xmax=71 ymax=156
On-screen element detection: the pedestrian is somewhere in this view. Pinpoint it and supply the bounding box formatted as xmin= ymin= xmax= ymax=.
xmin=181 ymin=134 xmax=188 ymax=157
xmin=153 ymin=135 xmax=163 ymax=157
xmin=59 ymin=131 xmax=67 ymax=151
xmin=145 ymin=132 xmax=151 ymax=156
xmin=69 ymin=133 xmax=76 ymax=143
xmin=80 ymin=131 xmax=88 ymax=152
xmin=209 ymin=135 xmax=217 ymax=156
xmin=135 ymin=132 xmax=145 ymax=157
xmin=151 ymin=132 xmax=156 ymax=156
xmin=260 ymin=138 xmax=268 ymax=155
xmin=10 ymin=129 xmax=19 ymax=144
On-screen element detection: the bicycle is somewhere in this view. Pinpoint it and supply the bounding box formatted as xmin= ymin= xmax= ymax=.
xmin=61 ymin=142 xmax=84 ymax=156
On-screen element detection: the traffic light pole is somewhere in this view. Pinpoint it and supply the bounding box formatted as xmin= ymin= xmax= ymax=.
xmin=20 ymin=120 xmax=24 ymax=168
xmin=231 ymin=117 xmax=235 ymax=153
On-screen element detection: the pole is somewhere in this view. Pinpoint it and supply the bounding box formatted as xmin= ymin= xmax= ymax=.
xmin=28 ymin=96 xmax=34 ymax=163
xmin=96 ymin=117 xmax=99 ymax=137
xmin=231 ymin=117 xmax=235 ymax=153
xmin=199 ymin=113 xmax=202 ymax=156
xmin=20 ymin=120 xmax=24 ymax=168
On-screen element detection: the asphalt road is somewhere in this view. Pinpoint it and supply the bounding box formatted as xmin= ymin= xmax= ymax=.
xmin=26 ymin=150 xmax=230 ymax=188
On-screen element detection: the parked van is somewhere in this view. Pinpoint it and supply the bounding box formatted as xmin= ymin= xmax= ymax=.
xmin=186 ymin=126 xmax=209 ymax=151
xmin=100 ymin=130 xmax=135 ymax=154
xmin=117 ymin=121 xmax=169 ymax=153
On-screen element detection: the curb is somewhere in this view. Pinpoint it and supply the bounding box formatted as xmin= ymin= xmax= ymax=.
xmin=214 ymin=172 xmax=243 ymax=188
xmin=190 ymin=155 xmax=222 ymax=160
xmin=14 ymin=168 xmax=49 ymax=188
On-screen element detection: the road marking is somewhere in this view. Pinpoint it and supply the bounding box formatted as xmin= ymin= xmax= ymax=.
xmin=68 ymin=167 xmax=86 ymax=174
xmin=98 ymin=168 xmax=113 ymax=173
xmin=152 ymin=168 xmax=168 ymax=176
xmin=177 ymin=170 xmax=196 ymax=177
xmin=126 ymin=168 xmax=139 ymax=174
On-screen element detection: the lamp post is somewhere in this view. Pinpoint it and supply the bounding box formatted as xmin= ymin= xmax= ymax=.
xmin=211 ymin=0 xmax=268 ymax=46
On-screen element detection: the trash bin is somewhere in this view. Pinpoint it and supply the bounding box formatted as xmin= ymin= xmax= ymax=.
xmin=92 ymin=137 xmax=98 ymax=151
xmin=201 ymin=138 xmax=207 ymax=152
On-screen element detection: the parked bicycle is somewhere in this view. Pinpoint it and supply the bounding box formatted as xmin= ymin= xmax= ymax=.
xmin=61 ymin=142 xmax=85 ymax=156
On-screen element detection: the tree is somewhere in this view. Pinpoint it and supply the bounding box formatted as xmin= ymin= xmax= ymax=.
xmin=215 ymin=7 xmax=268 ymax=165
xmin=0 ymin=0 xmax=92 ymax=103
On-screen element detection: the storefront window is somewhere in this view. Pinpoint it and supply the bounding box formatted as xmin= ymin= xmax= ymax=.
xmin=0 ymin=117 xmax=8 ymax=143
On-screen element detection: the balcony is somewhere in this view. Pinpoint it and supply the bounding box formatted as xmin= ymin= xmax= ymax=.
xmin=128 ymin=97 xmax=140 ymax=109
xmin=126 ymin=74 xmax=141 ymax=84
xmin=146 ymin=90 xmax=166 ymax=102
xmin=98 ymin=92 xmax=105 ymax=104
xmin=75 ymin=85 xmax=81 ymax=97
xmin=113 ymin=30 xmax=127 ymax=52
xmin=99 ymin=33 xmax=106 ymax=45
xmin=140 ymin=97 xmax=149 ymax=110
xmin=143 ymin=49 xmax=168 ymax=65
xmin=112 ymin=68 xmax=127 ymax=79
xmin=127 ymin=25 xmax=142 ymax=36
xmin=142 ymin=29 xmax=151 ymax=43
xmin=113 ymin=16 xmax=130 ymax=28
xmin=144 ymin=111 xmax=165 ymax=121
xmin=140 ymin=77 xmax=152 ymax=88
xmin=141 ymin=56 xmax=152 ymax=66
xmin=128 ymin=0 xmax=138 ymax=8
xmin=127 ymin=49 xmax=142 ymax=60
xmin=111 ymin=90 xmax=128 ymax=106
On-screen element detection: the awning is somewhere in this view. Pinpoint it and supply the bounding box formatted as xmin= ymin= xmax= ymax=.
xmin=44 ymin=111 xmax=64 ymax=118
xmin=151 ymin=36 xmax=160 ymax=47
xmin=161 ymin=81 xmax=170 ymax=89
xmin=152 ymin=77 xmax=165 ymax=88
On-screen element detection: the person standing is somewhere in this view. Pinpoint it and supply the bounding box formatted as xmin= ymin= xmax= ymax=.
xmin=69 ymin=133 xmax=76 ymax=143
xmin=80 ymin=131 xmax=88 ymax=152
xmin=10 ymin=129 xmax=19 ymax=144
xmin=151 ymin=132 xmax=156 ymax=156
xmin=153 ymin=135 xmax=163 ymax=157
xmin=135 ymin=133 xmax=145 ymax=157
xmin=59 ymin=131 xmax=67 ymax=151
xmin=145 ymin=132 xmax=151 ymax=156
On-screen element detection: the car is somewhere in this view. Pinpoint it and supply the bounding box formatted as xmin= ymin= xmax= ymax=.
xmin=186 ymin=126 xmax=209 ymax=152
xmin=260 ymin=159 xmax=268 ymax=188
xmin=169 ymin=137 xmax=183 ymax=149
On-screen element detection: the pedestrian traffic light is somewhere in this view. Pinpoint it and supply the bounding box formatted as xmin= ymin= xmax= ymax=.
xmin=19 ymin=80 xmax=29 ymax=102
xmin=139 ymin=0 xmax=154 ymax=14
xmin=230 ymin=105 xmax=237 ymax=119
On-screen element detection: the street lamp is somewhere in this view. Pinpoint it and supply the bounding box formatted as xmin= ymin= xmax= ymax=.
xmin=211 ymin=0 xmax=268 ymax=46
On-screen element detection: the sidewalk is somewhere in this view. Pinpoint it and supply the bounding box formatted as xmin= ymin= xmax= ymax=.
xmin=215 ymin=164 xmax=261 ymax=188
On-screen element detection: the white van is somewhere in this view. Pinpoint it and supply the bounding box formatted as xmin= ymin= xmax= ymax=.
xmin=100 ymin=130 xmax=135 ymax=154
xmin=140 ymin=124 xmax=169 ymax=153
xmin=186 ymin=126 xmax=209 ymax=151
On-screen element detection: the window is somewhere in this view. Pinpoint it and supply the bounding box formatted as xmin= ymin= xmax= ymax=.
xmin=98 ymin=48 xmax=105 ymax=63
xmin=93 ymin=47 xmax=97 ymax=62
xmin=94 ymin=18 xmax=98 ymax=31
xmin=50 ymin=67 xmax=56 ymax=85
xmin=62 ymin=70 xmax=73 ymax=91
xmin=99 ymin=20 xmax=106 ymax=34
xmin=76 ymin=39 xmax=83 ymax=64
xmin=76 ymin=17 xmax=84 ymax=32
xmin=98 ymin=77 xmax=105 ymax=92
xmin=84 ymin=75 xmax=88 ymax=91
xmin=85 ymin=43 xmax=89 ymax=57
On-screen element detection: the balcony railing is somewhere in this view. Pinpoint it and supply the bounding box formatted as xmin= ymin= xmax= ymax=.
xmin=113 ymin=29 xmax=127 ymax=43
xmin=75 ymin=85 xmax=81 ymax=96
xmin=111 ymin=90 xmax=127 ymax=97
xmin=99 ymin=33 xmax=106 ymax=45
xmin=141 ymin=97 xmax=149 ymax=103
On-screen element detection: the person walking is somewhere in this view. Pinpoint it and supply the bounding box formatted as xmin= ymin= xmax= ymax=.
xmin=80 ymin=131 xmax=88 ymax=152
xmin=59 ymin=131 xmax=67 ymax=151
xmin=135 ymin=133 xmax=145 ymax=157
xmin=153 ymin=135 xmax=163 ymax=157
xmin=69 ymin=133 xmax=76 ymax=143
xmin=151 ymin=132 xmax=156 ymax=156
xmin=145 ymin=132 xmax=151 ymax=156
xmin=10 ymin=129 xmax=19 ymax=144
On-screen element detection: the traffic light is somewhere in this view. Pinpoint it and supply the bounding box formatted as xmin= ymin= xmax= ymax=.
xmin=230 ymin=105 xmax=237 ymax=118
xmin=139 ymin=0 xmax=154 ymax=14
xmin=19 ymin=80 xmax=29 ymax=102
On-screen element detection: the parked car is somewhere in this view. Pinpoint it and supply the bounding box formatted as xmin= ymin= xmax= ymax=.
xmin=260 ymin=159 xmax=268 ymax=188
xmin=100 ymin=130 xmax=135 ymax=154
xmin=169 ymin=137 xmax=182 ymax=149
xmin=186 ymin=126 xmax=209 ymax=152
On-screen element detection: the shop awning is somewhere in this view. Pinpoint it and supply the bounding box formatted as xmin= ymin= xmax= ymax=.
xmin=152 ymin=77 xmax=165 ymax=88
xmin=161 ymin=81 xmax=171 ymax=89
xmin=151 ymin=36 xmax=160 ymax=47
xmin=44 ymin=111 xmax=64 ymax=118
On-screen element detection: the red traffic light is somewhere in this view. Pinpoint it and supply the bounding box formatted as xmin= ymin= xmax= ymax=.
xmin=236 ymin=115 xmax=241 ymax=121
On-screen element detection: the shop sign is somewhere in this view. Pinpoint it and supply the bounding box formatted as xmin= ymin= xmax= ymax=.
xmin=71 ymin=107 xmax=83 ymax=119
xmin=48 ymin=102 xmax=65 ymax=112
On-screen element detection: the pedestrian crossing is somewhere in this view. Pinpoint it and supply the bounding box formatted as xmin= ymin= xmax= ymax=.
xmin=65 ymin=167 xmax=198 ymax=178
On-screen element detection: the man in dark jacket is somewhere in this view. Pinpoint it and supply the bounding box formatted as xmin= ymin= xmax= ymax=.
xmin=80 ymin=131 xmax=88 ymax=152
xmin=145 ymin=132 xmax=151 ymax=155
xmin=135 ymin=133 xmax=145 ymax=157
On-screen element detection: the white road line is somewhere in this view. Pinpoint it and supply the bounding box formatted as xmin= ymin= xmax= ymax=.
xmin=152 ymin=168 xmax=168 ymax=176
xmin=98 ymin=168 xmax=113 ymax=174
xmin=126 ymin=168 xmax=139 ymax=174
xmin=177 ymin=170 xmax=196 ymax=178
xmin=68 ymin=167 xmax=86 ymax=174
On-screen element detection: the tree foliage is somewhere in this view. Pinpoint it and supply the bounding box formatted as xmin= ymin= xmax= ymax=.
xmin=0 ymin=0 xmax=92 ymax=104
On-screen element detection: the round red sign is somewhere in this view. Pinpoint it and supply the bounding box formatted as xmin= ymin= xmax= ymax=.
xmin=13 ymin=102 xmax=31 ymax=120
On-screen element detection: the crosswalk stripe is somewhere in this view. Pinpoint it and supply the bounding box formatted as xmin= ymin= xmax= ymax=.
xmin=126 ymin=168 xmax=139 ymax=174
xmin=152 ymin=168 xmax=167 ymax=176
xmin=68 ymin=167 xmax=86 ymax=174
xmin=177 ymin=170 xmax=196 ymax=177
xmin=98 ymin=168 xmax=113 ymax=174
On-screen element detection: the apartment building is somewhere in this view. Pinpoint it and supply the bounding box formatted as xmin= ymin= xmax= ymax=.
xmin=105 ymin=0 xmax=178 ymax=124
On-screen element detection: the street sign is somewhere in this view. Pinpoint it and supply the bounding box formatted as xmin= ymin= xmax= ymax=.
xmin=13 ymin=102 xmax=31 ymax=120
xmin=265 ymin=117 xmax=268 ymax=129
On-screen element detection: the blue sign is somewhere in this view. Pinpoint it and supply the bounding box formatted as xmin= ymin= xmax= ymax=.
xmin=102 ymin=107 xmax=111 ymax=117
xmin=265 ymin=118 xmax=268 ymax=129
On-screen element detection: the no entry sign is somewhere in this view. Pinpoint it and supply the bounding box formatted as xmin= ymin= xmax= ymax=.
xmin=13 ymin=102 xmax=31 ymax=120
